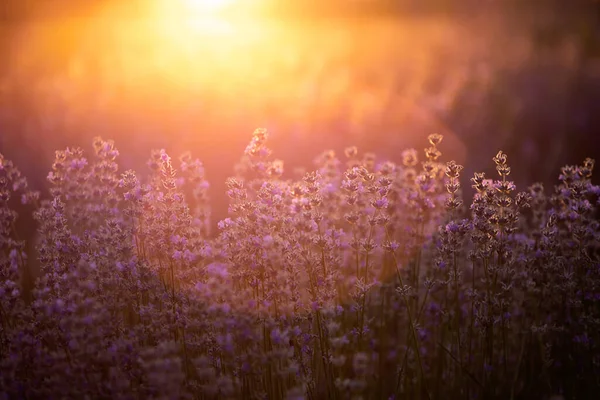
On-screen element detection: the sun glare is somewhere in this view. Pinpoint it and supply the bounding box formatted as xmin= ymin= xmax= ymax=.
xmin=82 ymin=0 xmax=278 ymax=95
xmin=148 ymin=0 xmax=256 ymax=37
xmin=181 ymin=0 xmax=237 ymax=14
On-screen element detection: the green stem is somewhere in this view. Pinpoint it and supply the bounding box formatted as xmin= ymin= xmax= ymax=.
xmin=385 ymin=226 xmax=431 ymax=400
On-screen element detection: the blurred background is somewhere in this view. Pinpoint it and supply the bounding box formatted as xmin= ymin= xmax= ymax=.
xmin=0 ymin=0 xmax=599 ymax=228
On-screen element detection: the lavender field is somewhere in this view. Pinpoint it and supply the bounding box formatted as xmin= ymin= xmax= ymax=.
xmin=1 ymin=128 xmax=599 ymax=399
xmin=1 ymin=1 xmax=600 ymax=400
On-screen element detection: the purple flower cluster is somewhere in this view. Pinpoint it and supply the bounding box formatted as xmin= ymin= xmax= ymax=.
xmin=1 ymin=130 xmax=598 ymax=399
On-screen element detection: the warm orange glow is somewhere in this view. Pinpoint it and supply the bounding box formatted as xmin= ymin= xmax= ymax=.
xmin=6 ymin=0 xmax=480 ymax=168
